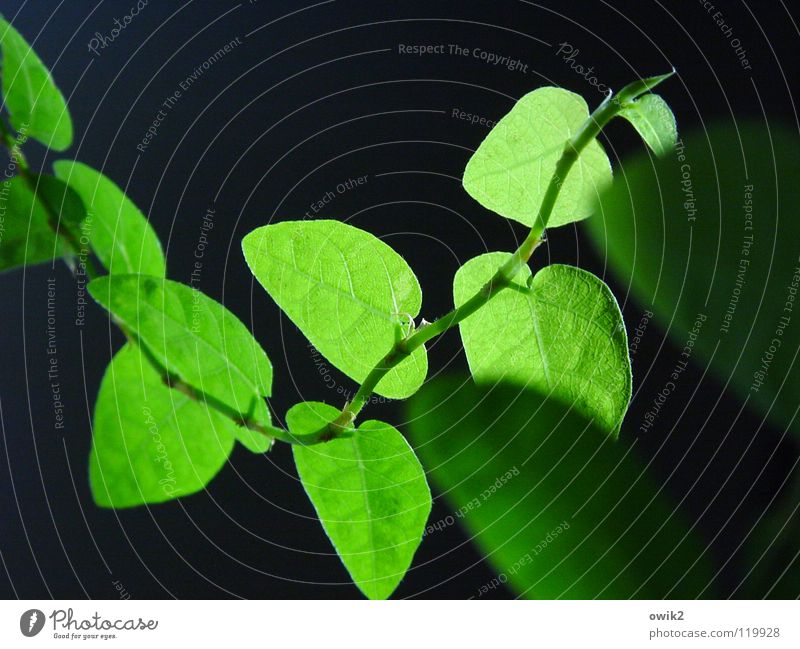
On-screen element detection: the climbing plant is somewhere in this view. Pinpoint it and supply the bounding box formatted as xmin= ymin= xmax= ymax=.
xmin=0 ymin=16 xmax=677 ymax=598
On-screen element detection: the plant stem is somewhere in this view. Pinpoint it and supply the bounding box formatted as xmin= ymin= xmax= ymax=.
xmin=337 ymin=89 xmax=629 ymax=426
xmin=128 ymin=329 xmax=332 ymax=446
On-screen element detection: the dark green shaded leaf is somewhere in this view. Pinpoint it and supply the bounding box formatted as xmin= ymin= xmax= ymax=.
xmin=53 ymin=160 xmax=165 ymax=276
xmin=407 ymin=378 xmax=717 ymax=598
xmin=0 ymin=176 xmax=65 ymax=271
xmin=32 ymin=173 xmax=87 ymax=232
xmin=587 ymin=123 xmax=800 ymax=439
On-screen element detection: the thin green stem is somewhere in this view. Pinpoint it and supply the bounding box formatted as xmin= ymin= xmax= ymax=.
xmin=120 ymin=324 xmax=319 ymax=446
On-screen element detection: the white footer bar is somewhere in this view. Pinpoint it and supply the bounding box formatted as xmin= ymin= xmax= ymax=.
xmin=1 ymin=600 xmax=797 ymax=647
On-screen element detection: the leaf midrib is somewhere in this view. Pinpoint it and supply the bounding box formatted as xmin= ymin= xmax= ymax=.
xmin=350 ymin=437 xmax=379 ymax=586
xmin=124 ymin=291 xmax=264 ymax=403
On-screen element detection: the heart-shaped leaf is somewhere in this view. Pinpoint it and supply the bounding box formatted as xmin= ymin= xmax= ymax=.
xmin=291 ymin=401 xmax=431 ymax=599
xmin=463 ymin=87 xmax=612 ymax=229
xmin=91 ymin=343 xmax=236 ymax=508
xmin=242 ymin=220 xmax=427 ymax=399
xmin=454 ymin=253 xmax=631 ymax=435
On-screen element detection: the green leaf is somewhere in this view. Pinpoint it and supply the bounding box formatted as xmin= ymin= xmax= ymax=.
xmin=454 ymin=254 xmax=631 ymax=435
xmin=53 ymin=160 xmax=165 ymax=276
xmin=0 ymin=176 xmax=66 ymax=271
xmin=463 ymin=87 xmax=612 ymax=229
xmin=32 ymin=174 xmax=87 ymax=228
xmin=242 ymin=220 xmax=427 ymax=399
xmin=286 ymin=401 xmax=339 ymax=435
xmin=0 ymin=16 xmax=72 ymax=150
xmin=90 ymin=343 xmax=236 ymax=508
xmin=284 ymin=400 xmax=353 ymax=443
xmin=587 ymin=122 xmax=800 ymax=440
xmin=88 ymin=274 xmax=273 ymax=453
xmin=407 ymin=378 xmax=717 ymax=598
xmin=291 ymin=402 xmax=431 ymax=599
xmin=619 ymin=94 xmax=677 ymax=157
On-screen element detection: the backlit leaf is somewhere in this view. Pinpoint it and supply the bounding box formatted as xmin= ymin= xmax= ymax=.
xmin=0 ymin=16 xmax=73 ymax=150
xmin=454 ymin=253 xmax=631 ymax=435
xmin=619 ymin=94 xmax=677 ymax=157
xmin=284 ymin=400 xmax=353 ymax=443
xmin=291 ymin=402 xmax=431 ymax=599
xmin=90 ymin=343 xmax=235 ymax=508
xmin=463 ymin=87 xmax=612 ymax=229
xmin=407 ymin=379 xmax=717 ymax=598
xmin=242 ymin=220 xmax=427 ymax=399
xmin=88 ymin=274 xmax=273 ymax=453
xmin=53 ymin=160 xmax=165 ymax=276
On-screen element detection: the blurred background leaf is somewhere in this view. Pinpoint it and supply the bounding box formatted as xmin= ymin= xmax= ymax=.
xmin=587 ymin=122 xmax=800 ymax=442
xmin=406 ymin=378 xmax=717 ymax=598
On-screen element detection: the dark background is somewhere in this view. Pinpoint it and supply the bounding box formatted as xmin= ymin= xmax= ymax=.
xmin=1 ymin=0 xmax=798 ymax=599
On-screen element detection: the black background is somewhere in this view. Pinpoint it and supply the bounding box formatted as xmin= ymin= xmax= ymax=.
xmin=1 ymin=0 xmax=798 ymax=599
